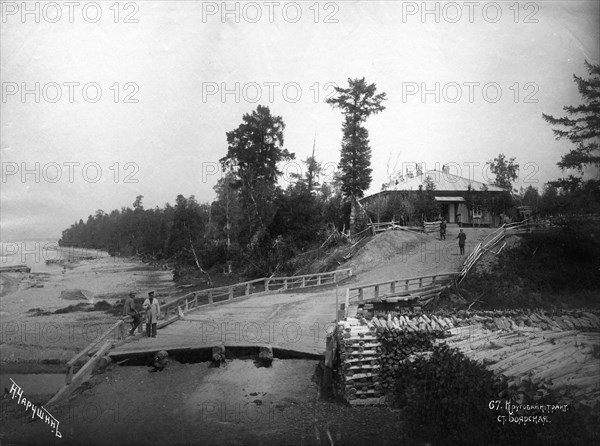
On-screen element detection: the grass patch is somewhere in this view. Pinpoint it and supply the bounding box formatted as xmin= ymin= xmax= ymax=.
xmin=393 ymin=345 xmax=600 ymax=445
xmin=459 ymin=222 xmax=600 ymax=310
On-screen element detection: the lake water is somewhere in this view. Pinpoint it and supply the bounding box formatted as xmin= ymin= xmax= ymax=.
xmin=0 ymin=240 xmax=108 ymax=273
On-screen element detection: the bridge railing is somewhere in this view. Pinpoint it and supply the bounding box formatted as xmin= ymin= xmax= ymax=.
xmin=266 ymin=268 xmax=352 ymax=292
xmin=159 ymin=268 xmax=352 ymax=327
xmin=343 ymin=272 xmax=456 ymax=309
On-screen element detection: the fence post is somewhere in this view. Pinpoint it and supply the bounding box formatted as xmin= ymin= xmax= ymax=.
xmin=118 ymin=320 xmax=126 ymax=340
xmin=194 ymin=294 xmax=198 ymax=308
xmin=265 ymin=279 xmax=270 ymax=292
xmin=302 ymin=276 xmax=306 ymax=288
xmin=229 ymin=287 xmax=234 ymax=300
xmin=358 ymin=288 xmax=363 ymax=302
xmin=345 ymin=288 xmax=350 ymax=318
xmin=284 ymin=279 xmax=288 ymax=290
xmin=185 ymin=298 xmax=189 ymax=311
xmin=374 ymin=285 xmax=379 ymax=299
xmin=66 ymin=366 xmax=74 ymax=385
xmin=317 ymin=275 xmax=322 ymax=286
xmin=390 ymin=281 xmax=396 ymax=294
xmin=245 ymin=283 xmax=250 ymax=296
xmin=208 ymin=291 xmax=213 ymax=304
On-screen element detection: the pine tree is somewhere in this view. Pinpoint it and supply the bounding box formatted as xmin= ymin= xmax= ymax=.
xmin=543 ymin=61 xmax=600 ymax=189
xmin=326 ymin=78 xmax=387 ymax=198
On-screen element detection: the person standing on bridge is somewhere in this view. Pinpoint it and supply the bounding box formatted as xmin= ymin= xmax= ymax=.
xmin=123 ymin=292 xmax=141 ymax=335
xmin=143 ymin=291 xmax=160 ymax=338
xmin=457 ymin=229 xmax=467 ymax=255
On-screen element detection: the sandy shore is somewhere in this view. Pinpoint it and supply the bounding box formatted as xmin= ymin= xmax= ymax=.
xmin=0 ymin=255 xmax=176 ymax=367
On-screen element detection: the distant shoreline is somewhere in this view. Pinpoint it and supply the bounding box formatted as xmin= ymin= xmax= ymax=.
xmin=0 ymin=254 xmax=176 ymax=372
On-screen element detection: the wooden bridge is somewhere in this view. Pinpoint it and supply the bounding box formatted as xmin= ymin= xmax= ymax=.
xmin=48 ymin=223 xmax=514 ymax=406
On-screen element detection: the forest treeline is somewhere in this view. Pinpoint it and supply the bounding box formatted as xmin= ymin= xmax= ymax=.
xmin=59 ymin=64 xmax=599 ymax=279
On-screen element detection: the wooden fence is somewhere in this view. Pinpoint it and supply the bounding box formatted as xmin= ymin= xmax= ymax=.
xmin=369 ymin=221 xmax=423 ymax=234
xmin=423 ymin=220 xmax=442 ymax=234
xmin=63 ymin=319 xmax=128 ymax=385
xmin=458 ymin=219 xmax=534 ymax=283
xmin=340 ymin=272 xmax=457 ymax=318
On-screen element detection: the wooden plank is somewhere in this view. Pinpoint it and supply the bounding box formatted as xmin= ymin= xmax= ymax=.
xmin=67 ymin=320 xmax=123 ymax=367
xmin=48 ymin=341 xmax=113 ymax=407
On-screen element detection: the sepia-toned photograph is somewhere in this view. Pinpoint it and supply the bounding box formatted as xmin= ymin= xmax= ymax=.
xmin=1 ymin=1 xmax=599 ymax=445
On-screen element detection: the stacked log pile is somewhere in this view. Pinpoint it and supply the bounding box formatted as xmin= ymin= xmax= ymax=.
xmin=334 ymin=318 xmax=384 ymax=406
xmin=333 ymin=314 xmax=447 ymax=406
xmin=333 ymin=309 xmax=600 ymax=407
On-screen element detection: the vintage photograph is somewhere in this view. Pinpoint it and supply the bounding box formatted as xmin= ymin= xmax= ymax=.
xmin=1 ymin=1 xmax=599 ymax=445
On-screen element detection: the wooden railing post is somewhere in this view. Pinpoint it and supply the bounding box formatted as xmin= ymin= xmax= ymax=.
xmin=345 ymin=288 xmax=350 ymax=318
xmin=245 ymin=283 xmax=250 ymax=296
xmin=117 ymin=320 xmax=126 ymax=340
xmin=66 ymin=366 xmax=74 ymax=385
xmin=302 ymin=276 xmax=306 ymax=288
xmin=317 ymin=275 xmax=322 ymax=286
xmin=284 ymin=279 xmax=288 ymax=290
xmin=265 ymin=279 xmax=270 ymax=292
xmin=194 ymin=294 xmax=198 ymax=308
xmin=229 ymin=287 xmax=234 ymax=300
xmin=374 ymin=285 xmax=379 ymax=299
xmin=358 ymin=288 xmax=363 ymax=302
xmin=405 ymin=280 xmax=409 ymax=291
xmin=208 ymin=291 xmax=213 ymax=304
xmin=185 ymin=298 xmax=189 ymax=311
xmin=390 ymin=282 xmax=396 ymax=294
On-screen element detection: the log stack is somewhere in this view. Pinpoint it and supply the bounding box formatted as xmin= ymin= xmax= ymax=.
xmin=334 ymin=318 xmax=385 ymax=406
xmin=333 ymin=313 xmax=448 ymax=406
xmin=439 ymin=324 xmax=600 ymax=407
xmin=333 ymin=308 xmax=600 ymax=408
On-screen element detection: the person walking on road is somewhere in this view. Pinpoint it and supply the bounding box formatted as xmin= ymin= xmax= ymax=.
xmin=440 ymin=218 xmax=447 ymax=240
xmin=143 ymin=291 xmax=160 ymax=338
xmin=457 ymin=229 xmax=467 ymax=255
xmin=123 ymin=292 xmax=141 ymax=335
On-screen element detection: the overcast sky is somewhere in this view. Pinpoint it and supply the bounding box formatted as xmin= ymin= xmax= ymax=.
xmin=1 ymin=1 xmax=599 ymax=241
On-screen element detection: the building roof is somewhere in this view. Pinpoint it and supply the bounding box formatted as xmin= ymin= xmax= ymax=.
xmin=381 ymin=170 xmax=505 ymax=193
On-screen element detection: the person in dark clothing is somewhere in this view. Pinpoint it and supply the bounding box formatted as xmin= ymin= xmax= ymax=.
xmin=457 ymin=229 xmax=467 ymax=255
xmin=440 ymin=218 xmax=447 ymax=240
xmin=123 ymin=292 xmax=141 ymax=335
